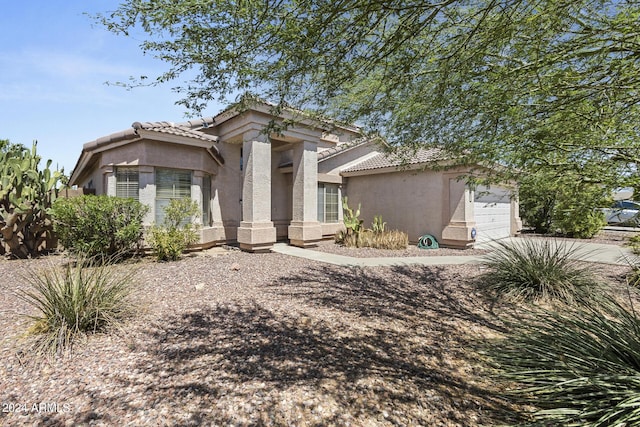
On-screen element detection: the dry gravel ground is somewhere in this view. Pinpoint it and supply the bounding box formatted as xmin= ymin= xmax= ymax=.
xmin=0 ymin=232 xmax=634 ymax=427
xmin=312 ymin=240 xmax=490 ymax=258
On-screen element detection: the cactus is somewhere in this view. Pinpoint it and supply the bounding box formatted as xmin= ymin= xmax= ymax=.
xmin=371 ymin=215 xmax=387 ymax=234
xmin=342 ymin=197 xmax=363 ymax=237
xmin=0 ymin=141 xmax=64 ymax=258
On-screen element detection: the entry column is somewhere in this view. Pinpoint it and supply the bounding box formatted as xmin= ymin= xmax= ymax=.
xmin=440 ymin=174 xmax=476 ymax=248
xmin=288 ymin=140 xmax=322 ymax=247
xmin=237 ymin=131 xmax=277 ymax=252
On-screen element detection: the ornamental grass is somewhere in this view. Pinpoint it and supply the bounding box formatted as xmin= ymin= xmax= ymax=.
xmin=487 ymin=294 xmax=640 ymax=426
xmin=477 ymin=238 xmax=601 ymax=304
xmin=19 ymin=255 xmax=135 ymax=358
xmin=337 ymin=229 xmax=409 ymax=250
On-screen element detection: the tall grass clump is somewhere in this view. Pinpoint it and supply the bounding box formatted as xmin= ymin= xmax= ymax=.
xmin=487 ymin=295 xmax=640 ymax=426
xmin=477 ymin=239 xmax=601 ymax=304
xmin=336 ymin=229 xmax=409 ymax=249
xmin=19 ymin=256 xmax=135 ymax=358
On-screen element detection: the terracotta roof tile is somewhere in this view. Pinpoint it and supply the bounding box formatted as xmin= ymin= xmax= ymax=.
xmin=132 ymin=121 xmax=219 ymax=143
xmin=317 ymin=138 xmax=371 ymax=161
xmin=277 ymin=138 xmax=372 ymax=168
xmin=342 ymin=147 xmax=445 ymax=173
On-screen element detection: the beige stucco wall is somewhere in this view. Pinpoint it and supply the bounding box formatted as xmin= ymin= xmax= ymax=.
xmin=207 ymin=141 xmax=242 ymax=242
xmin=99 ymin=140 xmax=218 ymax=175
xmin=344 ymin=169 xmax=449 ymax=243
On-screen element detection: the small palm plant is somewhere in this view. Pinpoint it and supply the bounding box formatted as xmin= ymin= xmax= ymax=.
xmin=477 ymin=239 xmax=601 ymax=304
xmin=487 ymin=295 xmax=640 ymax=426
xmin=19 ymin=255 xmax=135 ymax=358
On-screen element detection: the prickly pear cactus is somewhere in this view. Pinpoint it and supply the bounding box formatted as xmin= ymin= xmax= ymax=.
xmin=0 ymin=141 xmax=63 ymax=258
xmin=342 ymin=197 xmax=363 ymax=236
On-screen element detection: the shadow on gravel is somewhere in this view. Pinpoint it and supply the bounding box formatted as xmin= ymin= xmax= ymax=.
xmin=75 ymin=264 xmax=522 ymax=425
xmin=270 ymin=264 xmax=508 ymax=332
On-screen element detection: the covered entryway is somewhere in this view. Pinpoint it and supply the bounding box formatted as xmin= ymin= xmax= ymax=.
xmin=474 ymin=186 xmax=513 ymax=243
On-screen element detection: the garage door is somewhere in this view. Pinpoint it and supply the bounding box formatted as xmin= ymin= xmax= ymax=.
xmin=474 ymin=186 xmax=512 ymax=243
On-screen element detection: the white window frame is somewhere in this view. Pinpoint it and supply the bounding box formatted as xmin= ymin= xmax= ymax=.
xmin=115 ymin=167 xmax=139 ymax=200
xmin=155 ymin=168 xmax=192 ymax=224
xmin=317 ymin=183 xmax=339 ymax=223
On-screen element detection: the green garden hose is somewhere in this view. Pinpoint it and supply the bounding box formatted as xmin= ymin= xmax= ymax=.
xmin=417 ymin=234 xmax=439 ymax=249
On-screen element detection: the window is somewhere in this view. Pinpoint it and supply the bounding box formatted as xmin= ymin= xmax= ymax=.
xmin=155 ymin=168 xmax=191 ymax=223
xmin=317 ymin=183 xmax=339 ymax=223
xmin=202 ymin=175 xmax=211 ymax=227
xmin=115 ymin=168 xmax=139 ymax=200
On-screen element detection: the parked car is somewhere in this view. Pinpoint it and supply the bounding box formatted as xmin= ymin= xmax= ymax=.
xmin=601 ymin=200 xmax=640 ymax=225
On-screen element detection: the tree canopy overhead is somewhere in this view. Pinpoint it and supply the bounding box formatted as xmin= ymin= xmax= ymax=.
xmin=98 ymin=0 xmax=640 ymax=186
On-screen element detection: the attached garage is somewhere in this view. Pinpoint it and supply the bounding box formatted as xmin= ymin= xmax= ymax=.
xmin=474 ymin=186 xmax=516 ymax=243
xmin=337 ymin=148 xmax=522 ymax=248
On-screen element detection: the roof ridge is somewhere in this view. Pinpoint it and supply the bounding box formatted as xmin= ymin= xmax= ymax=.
xmin=341 ymin=147 xmax=446 ymax=173
xmin=317 ymin=137 xmax=375 ymax=161
xmin=132 ymin=121 xmax=178 ymax=130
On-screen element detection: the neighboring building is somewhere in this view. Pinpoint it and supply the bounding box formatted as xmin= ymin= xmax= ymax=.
xmin=69 ymin=101 xmax=521 ymax=251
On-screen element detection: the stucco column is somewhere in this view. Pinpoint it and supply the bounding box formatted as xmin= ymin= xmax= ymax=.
xmin=103 ymin=166 xmax=115 ymax=196
xmin=440 ymin=174 xmax=476 ymax=248
xmin=288 ymin=140 xmax=322 ymax=247
xmin=192 ymin=172 xmax=204 ymax=225
xmin=138 ymin=166 xmax=155 ymax=225
xmin=511 ymin=192 xmax=523 ymax=235
xmin=237 ymin=132 xmax=277 ymax=252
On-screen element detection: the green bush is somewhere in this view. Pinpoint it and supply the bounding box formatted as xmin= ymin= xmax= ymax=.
xmin=519 ymin=171 xmax=608 ymax=238
xmin=626 ymin=234 xmax=640 ymax=256
xmin=19 ymin=255 xmax=135 ymax=358
xmin=552 ymin=187 xmax=607 ymax=238
xmin=487 ymin=295 xmax=640 ymax=426
xmin=477 ymin=239 xmax=601 ymax=304
xmin=147 ymin=198 xmax=200 ymax=261
xmin=52 ymin=195 xmax=148 ymax=257
xmin=518 ymin=172 xmax=557 ymax=234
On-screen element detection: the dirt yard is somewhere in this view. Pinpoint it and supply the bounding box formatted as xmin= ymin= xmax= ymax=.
xmin=0 ymin=232 xmax=633 ymax=426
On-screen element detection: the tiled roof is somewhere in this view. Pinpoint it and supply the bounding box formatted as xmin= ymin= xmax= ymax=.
xmin=277 ymin=138 xmax=373 ymax=168
xmin=317 ymin=138 xmax=371 ymax=161
xmin=132 ymin=121 xmax=219 ymax=143
xmin=342 ymin=147 xmax=445 ymax=173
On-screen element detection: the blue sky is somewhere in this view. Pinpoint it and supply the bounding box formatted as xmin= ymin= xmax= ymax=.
xmin=0 ymin=1 xmax=225 ymax=174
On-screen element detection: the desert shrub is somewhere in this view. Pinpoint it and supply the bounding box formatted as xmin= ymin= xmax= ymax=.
xmin=52 ymin=195 xmax=148 ymax=258
xmin=487 ymin=295 xmax=640 ymax=426
xmin=627 ymin=234 xmax=640 ymax=256
xmin=477 ymin=239 xmax=601 ymax=304
xmin=338 ymin=229 xmax=408 ymax=250
xmin=519 ymin=171 xmax=608 ymax=238
xmin=147 ymin=198 xmax=200 ymax=261
xmin=552 ymin=190 xmax=607 ymax=239
xmin=19 ymin=255 xmax=135 ymax=358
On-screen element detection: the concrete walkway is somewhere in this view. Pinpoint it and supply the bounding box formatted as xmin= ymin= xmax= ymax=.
xmin=272 ymin=238 xmax=638 ymax=267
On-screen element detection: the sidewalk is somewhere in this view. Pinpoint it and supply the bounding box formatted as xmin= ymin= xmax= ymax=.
xmin=272 ymin=238 xmax=638 ymax=267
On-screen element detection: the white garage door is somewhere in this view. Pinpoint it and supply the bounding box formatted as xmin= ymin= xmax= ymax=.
xmin=474 ymin=186 xmax=512 ymax=243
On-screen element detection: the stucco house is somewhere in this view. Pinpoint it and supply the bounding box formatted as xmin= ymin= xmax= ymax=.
xmin=69 ymin=101 xmax=521 ymax=251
